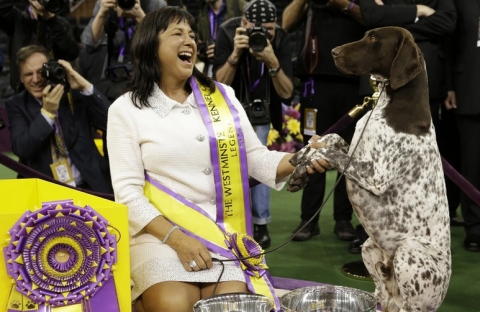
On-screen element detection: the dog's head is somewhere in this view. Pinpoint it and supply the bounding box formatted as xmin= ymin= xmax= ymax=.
xmin=332 ymin=26 xmax=424 ymax=90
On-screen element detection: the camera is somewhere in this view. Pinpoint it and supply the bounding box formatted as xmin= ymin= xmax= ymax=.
xmin=246 ymin=23 xmax=271 ymax=53
xmin=197 ymin=39 xmax=215 ymax=63
xmin=41 ymin=61 xmax=69 ymax=89
xmin=244 ymin=99 xmax=270 ymax=125
xmin=39 ymin=0 xmax=69 ymax=14
xmin=117 ymin=0 xmax=136 ymax=10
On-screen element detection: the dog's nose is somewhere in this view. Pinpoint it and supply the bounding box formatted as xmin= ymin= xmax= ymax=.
xmin=332 ymin=48 xmax=341 ymax=58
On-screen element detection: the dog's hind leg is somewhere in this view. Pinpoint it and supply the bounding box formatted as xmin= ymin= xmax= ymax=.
xmin=393 ymin=238 xmax=451 ymax=312
xmin=362 ymin=238 xmax=401 ymax=312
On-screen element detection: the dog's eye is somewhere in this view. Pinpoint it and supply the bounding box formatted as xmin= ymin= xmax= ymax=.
xmin=369 ymin=35 xmax=376 ymax=42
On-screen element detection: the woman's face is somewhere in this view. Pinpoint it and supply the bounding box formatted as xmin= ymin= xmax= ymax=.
xmin=157 ymin=20 xmax=197 ymax=83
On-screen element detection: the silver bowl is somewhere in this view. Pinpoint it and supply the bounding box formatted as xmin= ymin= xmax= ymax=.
xmin=280 ymin=286 xmax=377 ymax=312
xmin=193 ymin=292 xmax=274 ymax=312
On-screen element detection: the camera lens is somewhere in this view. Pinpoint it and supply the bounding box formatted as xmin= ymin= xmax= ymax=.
xmin=53 ymin=66 xmax=66 ymax=80
xmin=117 ymin=0 xmax=136 ymax=10
xmin=248 ymin=29 xmax=268 ymax=52
xmin=252 ymin=102 xmax=264 ymax=116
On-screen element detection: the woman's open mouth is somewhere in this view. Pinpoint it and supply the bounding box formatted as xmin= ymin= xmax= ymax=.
xmin=178 ymin=52 xmax=193 ymax=64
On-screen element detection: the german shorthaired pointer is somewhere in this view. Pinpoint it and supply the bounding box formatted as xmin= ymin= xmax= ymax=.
xmin=288 ymin=27 xmax=451 ymax=312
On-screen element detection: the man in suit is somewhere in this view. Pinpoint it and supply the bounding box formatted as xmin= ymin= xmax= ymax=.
xmin=6 ymin=45 xmax=113 ymax=194
xmin=444 ymin=0 xmax=480 ymax=251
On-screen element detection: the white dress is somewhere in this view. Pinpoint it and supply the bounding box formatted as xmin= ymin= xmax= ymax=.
xmin=106 ymin=82 xmax=288 ymax=300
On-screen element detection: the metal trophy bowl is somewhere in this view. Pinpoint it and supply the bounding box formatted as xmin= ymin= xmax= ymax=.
xmin=193 ymin=292 xmax=275 ymax=312
xmin=280 ymin=286 xmax=377 ymax=312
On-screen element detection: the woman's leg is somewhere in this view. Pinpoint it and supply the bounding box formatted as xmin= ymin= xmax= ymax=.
xmin=139 ymin=281 xmax=201 ymax=312
xmin=200 ymin=281 xmax=248 ymax=298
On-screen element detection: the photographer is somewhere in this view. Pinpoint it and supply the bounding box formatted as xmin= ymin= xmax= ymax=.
xmin=5 ymin=45 xmax=113 ymax=194
xmin=196 ymin=0 xmax=247 ymax=77
xmin=213 ymin=0 xmax=294 ymax=249
xmin=0 ymin=0 xmax=79 ymax=93
xmin=79 ymin=0 xmax=166 ymax=101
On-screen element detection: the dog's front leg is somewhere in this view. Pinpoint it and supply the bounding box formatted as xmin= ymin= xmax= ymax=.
xmin=287 ymin=134 xmax=350 ymax=192
xmin=310 ymin=147 xmax=405 ymax=196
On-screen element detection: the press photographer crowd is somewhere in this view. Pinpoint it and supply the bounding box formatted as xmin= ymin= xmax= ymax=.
xmin=0 ymin=0 xmax=479 ymax=311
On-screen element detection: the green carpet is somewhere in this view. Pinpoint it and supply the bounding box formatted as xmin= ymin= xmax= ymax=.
xmin=1 ymin=153 xmax=479 ymax=311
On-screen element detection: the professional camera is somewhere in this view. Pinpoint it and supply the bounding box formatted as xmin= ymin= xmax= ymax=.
xmin=41 ymin=61 xmax=69 ymax=89
xmin=246 ymin=23 xmax=271 ymax=53
xmin=117 ymin=0 xmax=136 ymax=10
xmin=197 ymin=39 xmax=215 ymax=63
xmin=244 ymin=99 xmax=270 ymax=125
xmin=104 ymin=8 xmax=119 ymax=35
xmin=39 ymin=0 xmax=69 ymax=14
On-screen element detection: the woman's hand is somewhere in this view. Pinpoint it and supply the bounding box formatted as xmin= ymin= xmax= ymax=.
xmin=167 ymin=230 xmax=214 ymax=272
xmin=306 ymin=157 xmax=331 ymax=174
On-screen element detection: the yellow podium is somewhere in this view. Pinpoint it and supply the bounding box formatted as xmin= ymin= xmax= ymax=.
xmin=0 ymin=179 xmax=131 ymax=312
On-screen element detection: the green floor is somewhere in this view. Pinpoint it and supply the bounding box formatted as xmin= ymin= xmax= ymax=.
xmin=1 ymin=152 xmax=479 ymax=311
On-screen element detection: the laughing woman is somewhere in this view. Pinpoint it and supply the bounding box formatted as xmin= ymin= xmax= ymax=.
xmin=106 ymin=6 xmax=328 ymax=312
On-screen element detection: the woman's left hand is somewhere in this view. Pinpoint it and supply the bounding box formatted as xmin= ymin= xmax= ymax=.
xmin=167 ymin=230 xmax=213 ymax=272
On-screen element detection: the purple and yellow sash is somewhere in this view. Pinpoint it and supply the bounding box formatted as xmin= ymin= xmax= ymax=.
xmin=143 ymin=78 xmax=280 ymax=310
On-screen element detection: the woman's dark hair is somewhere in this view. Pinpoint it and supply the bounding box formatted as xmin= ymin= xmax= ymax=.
xmin=126 ymin=6 xmax=215 ymax=108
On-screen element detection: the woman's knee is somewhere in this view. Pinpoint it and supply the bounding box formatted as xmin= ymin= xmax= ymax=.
xmin=141 ymin=281 xmax=200 ymax=312
xmin=201 ymin=281 xmax=248 ymax=298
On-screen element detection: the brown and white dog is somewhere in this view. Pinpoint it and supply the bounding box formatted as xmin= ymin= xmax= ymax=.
xmin=288 ymin=27 xmax=451 ymax=312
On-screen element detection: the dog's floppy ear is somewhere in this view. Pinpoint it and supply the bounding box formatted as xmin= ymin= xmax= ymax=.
xmin=390 ymin=32 xmax=423 ymax=90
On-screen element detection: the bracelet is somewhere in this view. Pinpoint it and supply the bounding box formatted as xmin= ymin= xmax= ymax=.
xmin=162 ymin=225 xmax=179 ymax=244
xmin=227 ymin=56 xmax=238 ymax=67
xmin=41 ymin=108 xmax=56 ymax=120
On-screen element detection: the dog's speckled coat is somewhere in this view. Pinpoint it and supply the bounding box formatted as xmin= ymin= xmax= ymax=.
xmin=288 ymin=27 xmax=451 ymax=312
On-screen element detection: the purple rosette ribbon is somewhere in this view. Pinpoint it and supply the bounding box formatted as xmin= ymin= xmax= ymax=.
xmin=3 ymin=200 xmax=118 ymax=309
xmin=228 ymin=233 xmax=268 ymax=278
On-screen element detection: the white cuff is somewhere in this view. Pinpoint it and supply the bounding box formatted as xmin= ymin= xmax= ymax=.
xmin=80 ymin=84 xmax=94 ymax=96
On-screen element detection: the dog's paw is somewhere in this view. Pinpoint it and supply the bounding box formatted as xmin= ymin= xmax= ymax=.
xmin=288 ymin=146 xmax=332 ymax=192
xmin=289 ymin=145 xmax=314 ymax=167
xmin=319 ymin=134 xmax=349 ymax=153
xmin=287 ymin=165 xmax=309 ymax=192
xmin=289 ymin=137 xmax=328 ymax=167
